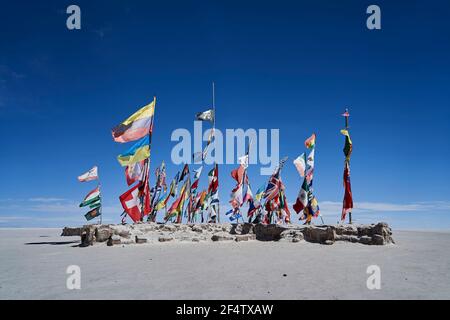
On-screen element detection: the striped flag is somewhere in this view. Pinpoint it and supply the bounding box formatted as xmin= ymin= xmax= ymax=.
xmin=117 ymin=136 xmax=150 ymax=167
xmin=112 ymin=99 xmax=155 ymax=143
xmin=79 ymin=186 xmax=101 ymax=207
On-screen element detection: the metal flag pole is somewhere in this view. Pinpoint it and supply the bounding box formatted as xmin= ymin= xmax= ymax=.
xmin=212 ymin=82 xmax=220 ymax=223
xmin=344 ymin=108 xmax=352 ymax=224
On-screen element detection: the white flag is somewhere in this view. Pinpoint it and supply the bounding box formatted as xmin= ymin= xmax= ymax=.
xmin=78 ymin=166 xmax=98 ymax=182
xmin=293 ymin=154 xmax=306 ymax=177
xmin=196 ymin=109 xmax=214 ymax=122
xmin=239 ymin=154 xmax=249 ymax=169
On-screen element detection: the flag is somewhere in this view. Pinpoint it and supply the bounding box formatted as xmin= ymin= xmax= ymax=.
xmin=230 ymin=184 xmax=243 ymax=209
xmin=117 ymin=135 xmax=150 ymax=167
xmin=243 ymin=184 xmax=253 ymax=203
xmin=195 ymin=109 xmax=214 ymax=122
xmin=279 ymin=183 xmax=291 ymax=223
xmin=179 ymin=164 xmax=190 ymax=182
xmin=190 ymin=178 xmax=200 ymax=191
xmin=341 ymin=162 xmax=353 ymax=221
xmin=247 ymin=199 xmax=260 ymax=218
xmin=306 ymin=148 xmax=315 ymax=170
xmin=167 ymin=178 xmax=190 ymax=222
xmin=293 ymin=154 xmax=306 ymax=177
xmin=155 ymin=192 xmax=168 ymax=211
xmin=229 ymin=211 xmax=242 ymax=222
xmin=193 ymin=129 xmax=215 ymax=162
xmin=168 ymin=172 xmax=180 ymax=197
xmin=193 ymin=166 xmax=203 ymax=179
xmin=305 ymin=133 xmax=316 ymax=149
xmin=125 ymin=160 xmax=145 ymax=186
xmin=112 ymin=99 xmax=155 ymax=143
xmin=238 ymin=154 xmax=249 ymax=169
xmin=84 ymin=207 xmax=101 ymax=221
xmin=208 ymin=164 xmax=218 ymax=194
xmin=309 ymin=194 xmax=320 ymax=218
xmin=264 ymin=172 xmax=280 ymax=202
xmin=293 ymin=179 xmax=309 ymax=213
xmin=119 ymin=183 xmax=142 ymax=223
xmin=89 ymin=199 xmax=101 ymax=209
xmin=231 ymin=165 xmax=245 ymax=185
xmin=341 ymin=129 xmax=353 ymax=160
xmin=78 ymin=166 xmax=98 ymax=182
xmin=79 ymin=186 xmax=101 ymax=207
xmin=255 ymin=184 xmax=265 ymax=202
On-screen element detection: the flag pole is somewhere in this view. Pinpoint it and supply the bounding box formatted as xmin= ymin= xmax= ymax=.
xmin=345 ymin=108 xmax=352 ymax=224
xmin=212 ymin=82 xmax=220 ymax=223
xmin=141 ymin=96 xmax=156 ymax=222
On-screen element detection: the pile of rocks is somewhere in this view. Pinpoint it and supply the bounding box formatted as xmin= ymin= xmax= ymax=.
xmin=61 ymin=222 xmax=394 ymax=247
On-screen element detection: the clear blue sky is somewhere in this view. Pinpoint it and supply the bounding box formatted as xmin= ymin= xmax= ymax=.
xmin=1 ymin=0 xmax=449 ymax=229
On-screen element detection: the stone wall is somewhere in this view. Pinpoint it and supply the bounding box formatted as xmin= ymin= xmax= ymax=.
xmin=61 ymin=222 xmax=394 ymax=247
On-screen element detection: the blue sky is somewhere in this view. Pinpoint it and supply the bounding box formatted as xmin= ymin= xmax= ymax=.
xmin=1 ymin=0 xmax=449 ymax=229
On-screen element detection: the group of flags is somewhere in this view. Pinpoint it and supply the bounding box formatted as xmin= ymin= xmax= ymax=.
xmin=292 ymin=133 xmax=321 ymax=224
xmin=78 ymin=100 xmax=354 ymax=226
xmin=78 ymin=166 xmax=101 ymax=221
xmin=139 ymin=108 xmax=220 ymax=224
xmin=260 ymin=157 xmax=291 ymax=224
xmin=112 ymin=98 xmax=156 ymax=223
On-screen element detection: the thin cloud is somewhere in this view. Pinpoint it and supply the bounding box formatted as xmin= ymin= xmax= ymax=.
xmin=319 ymin=200 xmax=450 ymax=216
xmin=28 ymin=197 xmax=67 ymax=202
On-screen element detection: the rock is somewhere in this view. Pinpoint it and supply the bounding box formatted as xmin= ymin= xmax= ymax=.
xmin=211 ymin=232 xmax=235 ymax=241
xmin=107 ymin=235 xmax=121 ymax=246
xmin=158 ymin=236 xmax=174 ymax=242
xmin=135 ymin=236 xmax=147 ymax=244
xmin=62 ymin=222 xmax=395 ymax=246
xmin=230 ymin=223 xmax=255 ymax=235
xmin=95 ymin=227 xmax=112 ymax=242
xmin=359 ymin=235 xmax=372 ymax=245
xmin=335 ymin=234 xmax=359 ymax=243
xmin=80 ymin=226 xmax=96 ymax=247
xmin=61 ymin=227 xmax=82 ymax=236
xmin=279 ymin=229 xmax=304 ymax=242
xmin=302 ymin=226 xmax=335 ymax=244
xmin=254 ymin=224 xmax=288 ymax=241
xmin=372 ymin=234 xmax=385 ymax=245
xmin=160 ymin=224 xmax=176 ymax=232
xmin=235 ymin=234 xmax=256 ymax=242
xmin=191 ymin=225 xmax=203 ymax=233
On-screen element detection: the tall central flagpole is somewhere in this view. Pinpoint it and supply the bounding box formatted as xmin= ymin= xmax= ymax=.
xmin=142 ymin=96 xmax=156 ymax=221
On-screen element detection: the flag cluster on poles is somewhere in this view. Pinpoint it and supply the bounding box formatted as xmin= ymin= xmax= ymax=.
xmin=78 ymin=166 xmax=101 ymax=221
xmin=112 ymin=98 xmax=156 ymax=223
xmin=292 ymin=133 xmax=321 ymax=224
xmin=341 ymin=110 xmax=354 ymax=221
xmin=260 ymin=157 xmax=290 ymax=224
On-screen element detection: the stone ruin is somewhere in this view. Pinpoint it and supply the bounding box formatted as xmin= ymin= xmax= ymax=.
xmin=61 ymin=222 xmax=395 ymax=247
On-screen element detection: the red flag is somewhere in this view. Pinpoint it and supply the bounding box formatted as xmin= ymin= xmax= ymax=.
xmin=119 ymin=184 xmax=142 ymax=223
xmin=231 ymin=165 xmax=245 ymax=184
xmin=341 ymin=162 xmax=353 ymax=221
xmin=190 ymin=178 xmax=200 ymax=191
